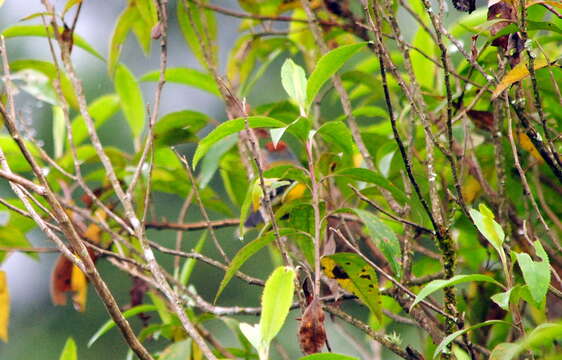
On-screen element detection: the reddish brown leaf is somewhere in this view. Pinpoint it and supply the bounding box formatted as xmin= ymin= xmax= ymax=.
xmin=467 ymin=110 xmax=495 ymax=132
xmin=298 ymin=298 xmax=327 ymax=355
xmin=50 ymin=254 xmax=73 ymax=306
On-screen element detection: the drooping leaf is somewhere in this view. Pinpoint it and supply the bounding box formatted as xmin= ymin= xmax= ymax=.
xmin=177 ymin=0 xmax=217 ymax=67
xmin=0 ymin=271 xmax=8 ymax=342
xmin=88 ymin=305 xmax=158 ymax=347
xmin=153 ymin=110 xmax=210 ymax=147
xmin=321 ymin=253 xmax=382 ymax=324
xmin=410 ymin=274 xmax=503 ymax=310
xmin=469 ymin=204 xmax=506 ymax=264
xmin=140 ymin=68 xmax=220 ymax=96
xmin=52 ymin=105 xmax=65 ymax=159
xmin=281 ymin=58 xmax=307 ymax=114
xmin=434 ymin=320 xmax=510 ymax=359
xmin=193 ymin=116 xmax=286 ymax=167
xmin=58 ymin=337 xmax=77 ymax=360
xmin=260 ymin=266 xmax=296 ymax=344
xmin=515 ymin=241 xmax=550 ymax=306
xmin=114 ymin=64 xmax=146 ymax=139
xmin=352 ymin=209 xmax=402 ymax=278
xmin=108 ymin=6 xmax=138 ymax=74
xmin=2 ymin=25 xmax=103 ymax=60
xmin=305 ymin=42 xmax=368 ymax=111
xmin=298 ymin=298 xmax=326 ymax=355
xmin=492 ymin=59 xmax=549 ymax=98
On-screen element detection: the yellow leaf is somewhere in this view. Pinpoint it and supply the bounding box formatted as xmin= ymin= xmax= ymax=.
xmin=0 ymin=271 xmax=9 ymax=342
xmin=518 ymin=131 xmax=544 ymax=163
xmin=71 ymin=265 xmax=88 ymax=312
xmin=462 ymin=176 xmax=482 ymax=204
xmin=492 ymin=59 xmax=549 ymax=98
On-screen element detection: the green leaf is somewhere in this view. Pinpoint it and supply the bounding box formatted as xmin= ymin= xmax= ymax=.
xmin=52 ymin=105 xmax=65 ymax=159
xmin=10 ymin=68 xmax=58 ymax=105
xmin=333 ymin=168 xmax=407 ymax=203
xmin=159 ymin=339 xmax=192 ymax=360
xmin=62 ymin=0 xmax=82 ymax=15
xmin=108 ymin=6 xmax=138 ymax=74
xmin=179 ymin=231 xmax=207 ymax=286
xmin=177 ymin=0 xmax=217 ymax=67
xmin=114 ymin=64 xmax=146 ymax=139
xmin=281 ymin=58 xmax=307 ymax=114
xmin=316 ymin=121 xmax=353 ymax=155
xmin=489 ymin=343 xmax=522 ymax=360
xmin=259 ymin=266 xmax=296 ymax=344
xmin=193 ymin=116 xmax=286 ymax=167
xmin=140 ymin=68 xmax=220 ymax=96
xmin=521 ymin=322 xmax=562 ymax=350
xmin=352 ymin=209 xmax=402 ymax=278
xmin=214 ymin=231 xmax=278 ymax=303
xmin=305 ymin=42 xmax=368 ymax=111
xmin=411 ymin=27 xmax=435 ymax=89
xmin=321 ymin=253 xmax=382 ymax=325
xmin=153 ymin=110 xmax=210 ymax=147
xmin=491 ymin=286 xmax=522 ymax=311
xmin=88 ymin=305 xmax=157 ymax=347
xmin=58 ymin=337 xmax=77 ymax=360
xmin=10 ymin=59 xmax=78 ymax=109
xmin=299 ymin=354 xmax=359 ymax=360
xmin=434 ymin=320 xmax=510 ymax=359
xmin=199 ymin=135 xmax=238 ymax=189
xmin=0 ymin=226 xmax=36 ymax=263
xmin=2 ymin=25 xmax=103 ymax=60
xmin=515 ymin=241 xmax=551 ymax=305
xmin=410 ymin=274 xmax=503 ymax=310
xmin=469 ymin=204 xmax=505 ymax=262
xmin=70 ymin=94 xmax=120 ymax=146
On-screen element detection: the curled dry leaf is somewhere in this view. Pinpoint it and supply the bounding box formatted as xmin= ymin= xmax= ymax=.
xmin=298 ymin=298 xmax=327 ymax=355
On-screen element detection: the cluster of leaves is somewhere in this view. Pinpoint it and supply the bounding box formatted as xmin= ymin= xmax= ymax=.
xmin=0 ymin=0 xmax=561 ymax=359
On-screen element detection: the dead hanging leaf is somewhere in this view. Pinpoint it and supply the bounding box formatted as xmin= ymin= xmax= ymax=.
xmin=492 ymin=59 xmax=549 ymax=98
xmin=298 ymin=298 xmax=327 ymax=355
xmin=51 ymin=254 xmax=73 ymax=306
xmin=0 ymin=271 xmax=9 ymax=342
xmin=70 ymin=264 xmax=88 ymax=312
xmin=51 ymin=252 xmax=94 ymax=312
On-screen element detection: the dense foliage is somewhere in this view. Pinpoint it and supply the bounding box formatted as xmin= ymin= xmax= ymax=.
xmin=0 ymin=0 xmax=561 ymax=359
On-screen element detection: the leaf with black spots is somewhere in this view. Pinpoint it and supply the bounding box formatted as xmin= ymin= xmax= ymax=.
xmin=321 ymin=253 xmax=382 ymax=325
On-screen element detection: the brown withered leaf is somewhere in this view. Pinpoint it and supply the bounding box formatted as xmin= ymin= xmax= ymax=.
xmin=298 ymin=298 xmax=327 ymax=355
xmin=51 ymin=254 xmax=73 ymax=306
xmin=467 ymin=110 xmax=495 ymax=132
